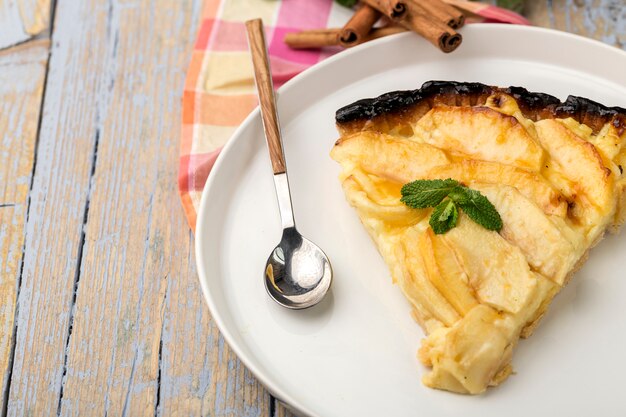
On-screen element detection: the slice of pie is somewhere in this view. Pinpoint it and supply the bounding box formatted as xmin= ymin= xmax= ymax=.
xmin=330 ymin=81 xmax=626 ymax=394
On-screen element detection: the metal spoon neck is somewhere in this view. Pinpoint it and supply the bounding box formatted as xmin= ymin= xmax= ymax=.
xmin=272 ymin=172 xmax=296 ymax=230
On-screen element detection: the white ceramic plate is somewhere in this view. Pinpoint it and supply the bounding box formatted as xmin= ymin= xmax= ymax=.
xmin=196 ymin=25 xmax=626 ymax=417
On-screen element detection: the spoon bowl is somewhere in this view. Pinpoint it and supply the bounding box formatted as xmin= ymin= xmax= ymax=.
xmin=265 ymin=227 xmax=332 ymax=309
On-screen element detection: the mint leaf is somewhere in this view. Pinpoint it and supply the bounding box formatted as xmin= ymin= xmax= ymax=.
xmin=400 ymin=179 xmax=460 ymax=209
xmin=400 ymin=179 xmax=503 ymax=234
xmin=400 ymin=179 xmax=502 ymax=234
xmin=335 ymin=0 xmax=358 ymax=7
xmin=453 ymin=187 xmax=503 ymax=231
xmin=429 ymin=198 xmax=459 ymax=234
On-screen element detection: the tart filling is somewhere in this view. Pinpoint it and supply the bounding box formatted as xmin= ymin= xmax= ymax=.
xmin=331 ymin=81 xmax=626 ymax=394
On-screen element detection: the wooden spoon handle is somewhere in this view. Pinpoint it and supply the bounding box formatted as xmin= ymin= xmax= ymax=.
xmin=246 ymin=19 xmax=286 ymax=175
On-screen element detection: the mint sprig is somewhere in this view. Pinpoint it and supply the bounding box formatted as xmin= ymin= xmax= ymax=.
xmin=401 ymin=178 xmax=503 ymax=234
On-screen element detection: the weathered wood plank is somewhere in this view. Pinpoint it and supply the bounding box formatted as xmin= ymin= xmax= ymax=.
xmin=6 ymin=0 xmax=114 ymax=414
xmin=0 ymin=1 xmax=30 ymax=49
xmin=0 ymin=38 xmax=49 ymax=410
xmin=2 ymin=0 xmax=271 ymax=416
xmin=274 ymin=400 xmax=299 ymax=417
xmin=526 ymin=0 xmax=626 ymax=50
xmin=17 ymin=0 xmax=52 ymax=36
xmin=158 ymin=251 xmax=271 ymax=417
xmin=0 ymin=0 xmax=51 ymax=50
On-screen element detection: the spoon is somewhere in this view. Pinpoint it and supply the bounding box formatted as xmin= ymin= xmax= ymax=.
xmin=245 ymin=19 xmax=333 ymax=309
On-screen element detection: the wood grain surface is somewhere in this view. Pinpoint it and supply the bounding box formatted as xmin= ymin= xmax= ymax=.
xmin=0 ymin=38 xmax=49 ymax=411
xmin=17 ymin=0 xmax=51 ymax=36
xmin=7 ymin=0 xmax=113 ymax=409
xmin=0 ymin=1 xmax=623 ymax=416
xmin=0 ymin=0 xmax=51 ymax=50
xmin=1 ymin=0 xmax=271 ymax=415
xmin=525 ymin=0 xmax=625 ymax=49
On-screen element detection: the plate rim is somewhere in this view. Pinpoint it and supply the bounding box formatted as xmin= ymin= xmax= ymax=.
xmin=194 ymin=24 xmax=626 ymax=417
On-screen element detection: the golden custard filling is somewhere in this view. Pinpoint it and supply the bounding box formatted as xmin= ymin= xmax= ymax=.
xmin=331 ymin=88 xmax=626 ymax=394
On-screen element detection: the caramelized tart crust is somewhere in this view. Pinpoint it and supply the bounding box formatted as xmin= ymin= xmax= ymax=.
xmin=336 ymin=80 xmax=626 ymax=136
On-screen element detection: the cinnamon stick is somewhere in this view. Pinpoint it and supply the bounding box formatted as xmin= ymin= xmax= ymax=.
xmin=398 ymin=11 xmax=462 ymax=52
xmin=411 ymin=0 xmax=465 ymax=29
xmin=284 ymin=29 xmax=340 ymax=49
xmin=284 ymin=26 xmax=407 ymax=50
xmin=354 ymin=26 xmax=408 ymax=46
xmin=362 ymin=0 xmax=462 ymax=52
xmin=339 ymin=5 xmax=383 ymax=47
xmin=360 ymin=0 xmax=408 ymax=20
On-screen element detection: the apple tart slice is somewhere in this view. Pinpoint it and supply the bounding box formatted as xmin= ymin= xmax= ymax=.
xmin=330 ymin=81 xmax=626 ymax=394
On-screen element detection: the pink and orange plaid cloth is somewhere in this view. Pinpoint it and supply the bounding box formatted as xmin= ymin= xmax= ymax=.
xmin=179 ymin=0 xmax=529 ymax=231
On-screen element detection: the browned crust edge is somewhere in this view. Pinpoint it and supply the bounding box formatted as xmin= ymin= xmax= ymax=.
xmin=335 ymin=81 xmax=626 ymax=135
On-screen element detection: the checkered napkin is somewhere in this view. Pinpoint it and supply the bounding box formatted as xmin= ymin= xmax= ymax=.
xmin=179 ymin=0 xmax=529 ymax=231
